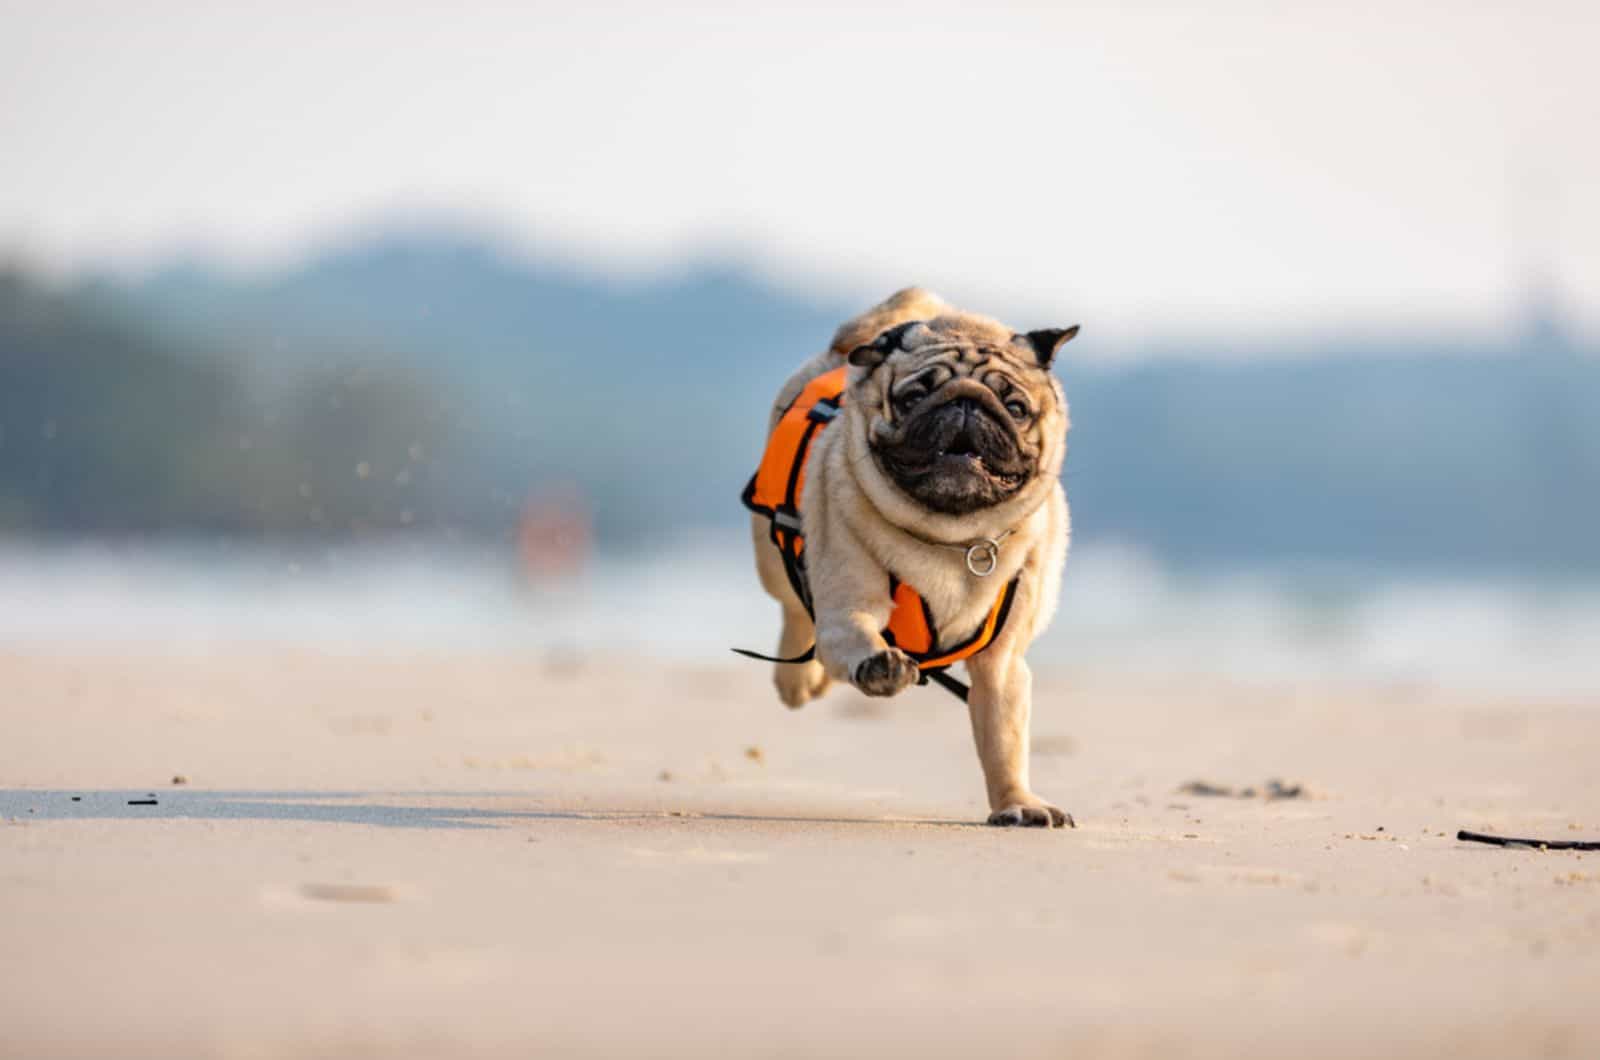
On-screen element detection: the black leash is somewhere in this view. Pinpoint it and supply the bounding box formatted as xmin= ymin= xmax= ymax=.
xmin=728 ymin=646 xmax=971 ymax=703
xmin=730 ymin=645 xmax=814 ymax=664
xmin=1457 ymin=829 xmax=1600 ymax=851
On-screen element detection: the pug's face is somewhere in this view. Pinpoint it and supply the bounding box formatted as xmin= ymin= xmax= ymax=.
xmin=848 ymin=316 xmax=1077 ymax=517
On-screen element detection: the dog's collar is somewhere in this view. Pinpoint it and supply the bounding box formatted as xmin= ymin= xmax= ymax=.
xmin=904 ymin=527 xmax=1016 ymax=577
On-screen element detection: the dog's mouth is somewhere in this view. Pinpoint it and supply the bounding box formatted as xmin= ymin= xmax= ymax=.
xmin=942 ymin=430 xmax=979 ymax=459
xmin=875 ymin=398 xmax=1033 ymax=514
xmin=930 ymin=431 xmax=1027 ymax=481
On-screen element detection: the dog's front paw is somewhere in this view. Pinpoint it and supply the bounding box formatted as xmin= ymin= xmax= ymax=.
xmin=851 ymin=648 xmax=920 ymax=697
xmin=987 ymin=796 xmax=1074 ymax=829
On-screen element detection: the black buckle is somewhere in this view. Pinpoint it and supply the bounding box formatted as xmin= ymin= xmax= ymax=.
xmin=807 ymin=400 xmax=839 ymax=424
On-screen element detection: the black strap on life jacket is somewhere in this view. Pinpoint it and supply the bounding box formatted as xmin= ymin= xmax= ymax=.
xmin=740 ymin=396 xmax=839 ymax=615
xmin=923 ymin=669 xmax=973 ymax=702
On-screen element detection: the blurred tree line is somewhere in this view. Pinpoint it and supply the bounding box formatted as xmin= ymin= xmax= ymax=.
xmin=0 ymin=267 xmax=449 ymax=537
xmin=3 ymin=230 xmax=1597 ymax=575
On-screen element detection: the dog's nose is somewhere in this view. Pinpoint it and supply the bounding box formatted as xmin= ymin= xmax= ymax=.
xmin=945 ymin=399 xmax=981 ymax=455
xmin=950 ymin=397 xmax=980 ymax=424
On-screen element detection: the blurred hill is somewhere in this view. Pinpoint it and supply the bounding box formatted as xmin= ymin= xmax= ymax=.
xmin=2 ymin=265 xmax=451 ymax=536
xmin=3 ymin=229 xmax=1597 ymax=572
xmin=87 ymin=232 xmax=853 ymax=539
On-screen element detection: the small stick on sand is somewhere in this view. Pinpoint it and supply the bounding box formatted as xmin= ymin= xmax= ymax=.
xmin=1456 ymin=829 xmax=1600 ymax=851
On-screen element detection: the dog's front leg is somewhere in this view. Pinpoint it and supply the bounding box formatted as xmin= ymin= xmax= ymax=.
xmin=964 ymin=647 xmax=1073 ymax=828
xmin=813 ymin=601 xmax=919 ymax=697
xmin=806 ymin=533 xmax=919 ymax=699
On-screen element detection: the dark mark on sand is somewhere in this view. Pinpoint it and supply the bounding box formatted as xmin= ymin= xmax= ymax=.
xmin=1179 ymin=778 xmax=1304 ymax=801
xmin=299 ymin=883 xmax=399 ymax=903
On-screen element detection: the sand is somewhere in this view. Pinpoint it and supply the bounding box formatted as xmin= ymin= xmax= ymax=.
xmin=2 ymin=646 xmax=1598 ymax=1058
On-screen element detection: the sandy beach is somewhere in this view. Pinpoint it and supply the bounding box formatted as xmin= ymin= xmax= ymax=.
xmin=2 ymin=646 xmax=1597 ymax=1058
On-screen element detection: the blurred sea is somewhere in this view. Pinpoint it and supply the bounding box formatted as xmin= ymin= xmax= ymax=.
xmin=4 ymin=532 xmax=1598 ymax=699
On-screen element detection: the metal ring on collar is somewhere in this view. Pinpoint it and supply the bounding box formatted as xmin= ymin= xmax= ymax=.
xmin=964 ymin=539 xmax=1001 ymax=577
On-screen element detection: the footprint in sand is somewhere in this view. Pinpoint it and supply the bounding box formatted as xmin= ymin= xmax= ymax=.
xmin=260 ymin=883 xmax=417 ymax=906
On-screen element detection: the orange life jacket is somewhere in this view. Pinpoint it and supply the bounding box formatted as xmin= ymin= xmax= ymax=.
xmin=741 ymin=366 xmax=1018 ymax=683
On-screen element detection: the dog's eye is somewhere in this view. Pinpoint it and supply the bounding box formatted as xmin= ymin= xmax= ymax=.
xmin=1004 ymin=399 xmax=1030 ymax=421
xmin=894 ymin=386 xmax=927 ymax=411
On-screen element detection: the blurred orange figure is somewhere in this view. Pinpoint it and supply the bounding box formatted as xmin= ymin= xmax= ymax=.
xmin=516 ymin=487 xmax=592 ymax=582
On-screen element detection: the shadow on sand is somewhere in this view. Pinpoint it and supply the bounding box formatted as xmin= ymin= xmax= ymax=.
xmin=0 ymin=790 xmax=980 ymax=831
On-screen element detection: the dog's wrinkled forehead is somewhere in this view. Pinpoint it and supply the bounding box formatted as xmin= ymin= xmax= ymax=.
xmin=897 ymin=315 xmax=1026 ymax=363
xmin=848 ymin=311 xmax=1078 ymax=373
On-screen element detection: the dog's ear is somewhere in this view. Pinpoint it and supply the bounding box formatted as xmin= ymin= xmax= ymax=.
xmin=848 ymin=321 xmax=925 ymax=368
xmin=1016 ymin=325 xmax=1080 ymax=368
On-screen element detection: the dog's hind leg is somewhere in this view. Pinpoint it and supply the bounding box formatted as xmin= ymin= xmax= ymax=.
xmin=751 ymin=514 xmax=831 ymax=707
xmin=773 ymin=603 xmax=831 ymax=708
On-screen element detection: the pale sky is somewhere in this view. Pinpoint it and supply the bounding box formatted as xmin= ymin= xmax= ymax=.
xmin=2 ymin=0 xmax=1597 ymax=343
